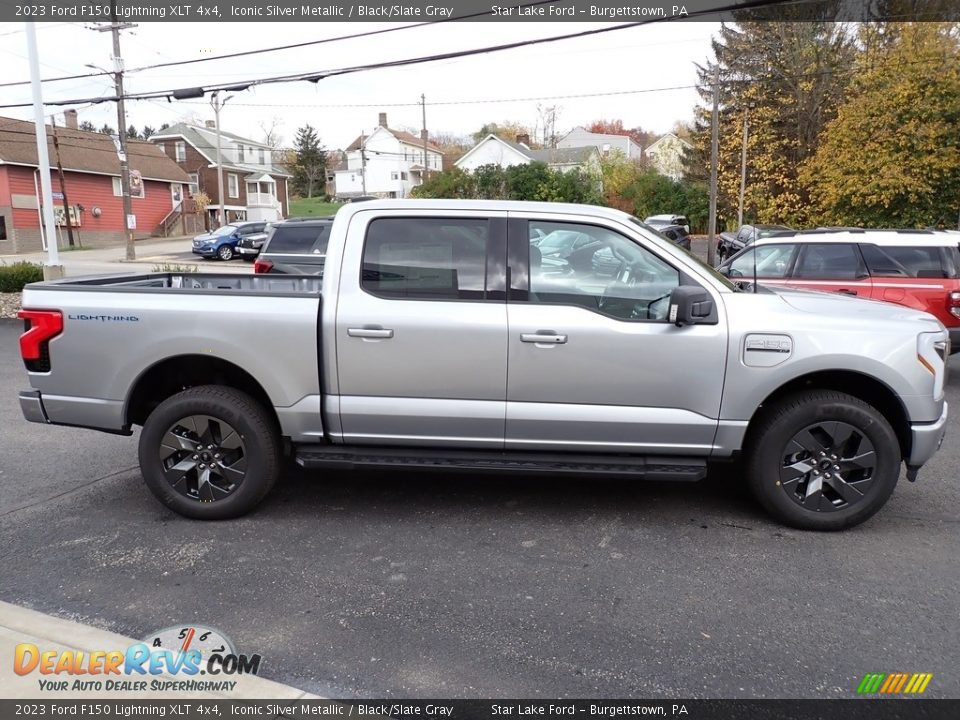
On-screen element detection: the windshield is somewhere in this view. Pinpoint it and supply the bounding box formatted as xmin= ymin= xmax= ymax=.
xmin=628 ymin=217 xmax=738 ymax=291
xmin=212 ymin=224 xmax=239 ymax=236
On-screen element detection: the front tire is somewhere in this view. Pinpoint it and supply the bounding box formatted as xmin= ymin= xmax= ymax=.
xmin=138 ymin=385 xmax=281 ymax=520
xmin=217 ymin=245 xmax=234 ymax=261
xmin=745 ymin=390 xmax=900 ymax=531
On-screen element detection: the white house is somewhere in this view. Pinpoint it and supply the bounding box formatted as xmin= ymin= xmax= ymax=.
xmin=334 ymin=113 xmax=444 ymax=199
xmin=557 ymin=127 xmax=643 ymax=160
xmin=456 ymin=134 xmax=602 ymax=175
xmin=644 ymin=133 xmax=694 ymax=181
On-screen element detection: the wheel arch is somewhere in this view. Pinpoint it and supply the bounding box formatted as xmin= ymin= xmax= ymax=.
xmin=125 ymin=354 xmax=278 ymax=431
xmin=745 ymin=370 xmax=911 ymax=460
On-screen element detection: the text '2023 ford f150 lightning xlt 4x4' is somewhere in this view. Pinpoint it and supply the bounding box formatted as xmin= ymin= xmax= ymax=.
xmin=17 ymin=201 xmax=949 ymax=530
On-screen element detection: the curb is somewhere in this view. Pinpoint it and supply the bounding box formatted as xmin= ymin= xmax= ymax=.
xmin=0 ymin=601 xmax=322 ymax=700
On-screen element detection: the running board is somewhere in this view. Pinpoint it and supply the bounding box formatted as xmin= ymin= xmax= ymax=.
xmin=294 ymin=446 xmax=707 ymax=481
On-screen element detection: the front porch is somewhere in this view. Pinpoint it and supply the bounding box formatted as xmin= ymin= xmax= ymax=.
xmin=246 ymin=174 xmax=282 ymax=222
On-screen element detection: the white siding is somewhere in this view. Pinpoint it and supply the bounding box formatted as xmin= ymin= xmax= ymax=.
xmin=456 ymin=137 xmax=531 ymax=171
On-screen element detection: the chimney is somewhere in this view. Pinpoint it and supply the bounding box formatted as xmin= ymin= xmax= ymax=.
xmin=64 ymin=109 xmax=78 ymax=130
xmin=205 ymin=120 xmax=216 ymax=129
xmin=378 ymin=112 xmax=388 ymax=128
xmin=516 ymin=133 xmax=530 ymax=147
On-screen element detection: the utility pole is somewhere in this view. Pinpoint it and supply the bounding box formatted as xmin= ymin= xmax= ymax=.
xmin=95 ymin=3 xmax=137 ymax=260
xmin=210 ymin=91 xmax=231 ymax=227
xmin=25 ymin=22 xmax=62 ymax=278
xmin=50 ymin=118 xmax=76 ymax=248
xmin=360 ymin=131 xmax=367 ymax=195
xmin=707 ymin=64 xmax=720 ymax=268
xmin=421 ymin=93 xmax=429 ymax=183
xmin=737 ymin=105 xmax=750 ymax=228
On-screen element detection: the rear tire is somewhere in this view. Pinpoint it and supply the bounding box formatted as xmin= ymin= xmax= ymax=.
xmin=138 ymin=385 xmax=280 ymax=520
xmin=745 ymin=390 xmax=900 ymax=531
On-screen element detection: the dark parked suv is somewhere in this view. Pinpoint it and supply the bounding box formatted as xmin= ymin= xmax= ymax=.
xmin=253 ymin=217 xmax=333 ymax=275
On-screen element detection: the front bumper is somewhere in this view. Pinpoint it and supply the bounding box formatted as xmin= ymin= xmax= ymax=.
xmin=192 ymin=246 xmax=216 ymax=257
xmin=907 ymin=401 xmax=948 ymax=470
xmin=237 ymin=245 xmax=261 ymax=256
xmin=19 ymin=390 xmax=48 ymax=424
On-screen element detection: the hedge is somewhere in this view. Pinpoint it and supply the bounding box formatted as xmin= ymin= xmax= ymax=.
xmin=0 ymin=262 xmax=44 ymax=293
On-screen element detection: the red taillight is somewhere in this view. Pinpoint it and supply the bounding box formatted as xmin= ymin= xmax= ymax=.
xmin=253 ymin=258 xmax=273 ymax=274
xmin=948 ymin=291 xmax=960 ymax=319
xmin=18 ymin=309 xmax=63 ymax=362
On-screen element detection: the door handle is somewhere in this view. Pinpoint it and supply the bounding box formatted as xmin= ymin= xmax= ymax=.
xmin=520 ymin=332 xmax=567 ymax=344
xmin=348 ymin=327 xmax=394 ymax=339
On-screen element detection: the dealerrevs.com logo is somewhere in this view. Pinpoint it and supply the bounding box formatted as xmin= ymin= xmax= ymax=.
xmin=857 ymin=672 xmax=934 ymax=695
xmin=14 ymin=625 xmax=263 ymax=693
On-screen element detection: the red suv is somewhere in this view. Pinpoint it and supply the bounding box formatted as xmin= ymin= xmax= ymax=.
xmin=718 ymin=230 xmax=960 ymax=351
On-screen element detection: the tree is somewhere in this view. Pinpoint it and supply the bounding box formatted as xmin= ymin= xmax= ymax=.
xmin=159 ymin=122 xmax=170 ymax=131
xmin=79 ymin=120 xmax=97 ymax=132
xmin=472 ymin=121 xmax=537 ymax=147
xmin=688 ymin=22 xmax=855 ymax=227
xmin=98 ymin=124 xmax=116 ymax=136
xmin=126 ymin=125 xmax=139 ymax=140
xmin=803 ymin=23 xmax=960 ymax=228
xmin=259 ymin=117 xmax=284 ymax=149
xmin=141 ymin=125 xmax=156 ymax=139
xmin=291 ymin=125 xmax=327 ymax=198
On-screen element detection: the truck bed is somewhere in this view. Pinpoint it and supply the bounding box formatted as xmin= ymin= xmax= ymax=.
xmin=30 ymin=272 xmax=323 ymax=295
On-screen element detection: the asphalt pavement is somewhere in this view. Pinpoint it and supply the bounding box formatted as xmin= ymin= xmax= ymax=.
xmin=1 ymin=319 xmax=958 ymax=699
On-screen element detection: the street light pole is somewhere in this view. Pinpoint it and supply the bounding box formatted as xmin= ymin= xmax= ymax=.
xmin=707 ymin=64 xmax=720 ymax=267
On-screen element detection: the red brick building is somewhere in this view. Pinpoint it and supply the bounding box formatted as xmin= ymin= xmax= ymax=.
xmin=0 ymin=114 xmax=191 ymax=254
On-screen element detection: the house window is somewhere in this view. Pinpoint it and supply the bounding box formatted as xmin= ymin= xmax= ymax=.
xmin=175 ymin=141 xmax=186 ymax=162
xmin=0 ymin=215 xmax=6 ymax=241
xmin=187 ymin=173 xmax=199 ymax=196
xmin=258 ymin=149 xmax=265 ymax=165
xmin=112 ymin=177 xmax=123 ymax=196
xmin=228 ymin=173 xmax=239 ymax=198
xmin=391 ymin=172 xmax=399 ymax=180
xmin=238 ymin=145 xmax=245 ymax=162
xmin=157 ymin=143 xmax=166 ymax=155
xmin=401 ymin=172 xmax=408 ymax=180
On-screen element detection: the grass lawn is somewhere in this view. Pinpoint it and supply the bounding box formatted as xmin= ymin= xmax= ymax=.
xmin=288 ymin=197 xmax=343 ymax=218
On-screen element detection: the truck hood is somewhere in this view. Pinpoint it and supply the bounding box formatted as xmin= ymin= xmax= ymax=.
xmin=773 ymin=287 xmax=943 ymax=329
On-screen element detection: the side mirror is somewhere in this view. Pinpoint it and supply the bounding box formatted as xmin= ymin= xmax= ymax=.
xmin=668 ymin=286 xmax=713 ymax=327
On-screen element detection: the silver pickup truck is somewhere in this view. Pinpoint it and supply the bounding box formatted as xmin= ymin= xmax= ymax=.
xmin=17 ymin=200 xmax=949 ymax=530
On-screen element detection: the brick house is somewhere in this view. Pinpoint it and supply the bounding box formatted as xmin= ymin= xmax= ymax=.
xmin=150 ymin=122 xmax=291 ymax=226
xmin=0 ymin=113 xmax=191 ymax=254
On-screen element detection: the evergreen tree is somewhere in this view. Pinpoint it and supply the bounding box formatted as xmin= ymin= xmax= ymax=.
xmin=291 ymin=125 xmax=327 ymax=198
xmin=142 ymin=125 xmax=156 ymax=139
xmin=98 ymin=124 xmax=116 ymax=136
xmin=78 ymin=120 xmax=97 ymax=132
xmin=688 ymin=22 xmax=854 ymax=227
xmin=127 ymin=125 xmax=139 ymax=140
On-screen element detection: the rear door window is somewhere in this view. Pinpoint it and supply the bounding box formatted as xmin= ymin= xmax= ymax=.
xmin=362 ymin=217 xmax=490 ymax=300
xmin=793 ymin=243 xmax=865 ymax=280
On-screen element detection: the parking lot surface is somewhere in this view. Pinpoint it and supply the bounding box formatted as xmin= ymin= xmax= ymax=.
xmin=1 ymin=319 xmax=958 ymax=698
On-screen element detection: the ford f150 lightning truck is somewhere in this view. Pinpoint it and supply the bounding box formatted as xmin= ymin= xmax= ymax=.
xmin=17 ymin=200 xmax=949 ymax=530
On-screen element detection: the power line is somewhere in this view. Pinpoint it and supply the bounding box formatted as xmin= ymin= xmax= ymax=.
xmin=0 ymin=0 xmax=795 ymax=111
xmin=0 ymin=1 xmax=564 ymax=90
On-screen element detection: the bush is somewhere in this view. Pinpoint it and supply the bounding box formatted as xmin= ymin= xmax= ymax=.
xmin=0 ymin=261 xmax=44 ymax=292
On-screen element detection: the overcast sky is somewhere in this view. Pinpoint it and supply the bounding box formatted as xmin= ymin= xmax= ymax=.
xmin=0 ymin=20 xmax=719 ymax=149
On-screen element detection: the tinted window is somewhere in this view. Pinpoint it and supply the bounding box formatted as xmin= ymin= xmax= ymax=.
xmin=728 ymin=244 xmax=797 ymax=279
xmin=862 ymin=244 xmax=953 ymax=279
xmin=266 ymin=225 xmax=330 ymax=254
xmin=794 ymin=243 xmax=863 ymax=280
xmin=362 ymin=217 xmax=489 ymax=300
xmin=526 ymin=221 xmax=679 ymax=322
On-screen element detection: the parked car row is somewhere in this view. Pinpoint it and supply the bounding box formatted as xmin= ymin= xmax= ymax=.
xmin=192 ymin=221 xmax=269 ymax=261
xmin=717 ymin=228 xmax=960 ymax=351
